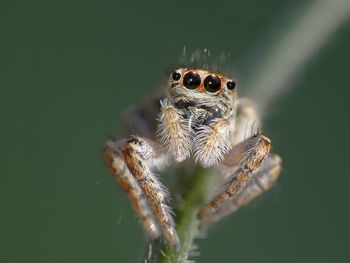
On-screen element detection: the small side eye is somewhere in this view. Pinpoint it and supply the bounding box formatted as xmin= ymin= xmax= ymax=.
xmin=227 ymin=80 xmax=237 ymax=90
xmin=183 ymin=71 xmax=201 ymax=90
xmin=172 ymin=71 xmax=181 ymax=81
xmin=204 ymin=75 xmax=221 ymax=93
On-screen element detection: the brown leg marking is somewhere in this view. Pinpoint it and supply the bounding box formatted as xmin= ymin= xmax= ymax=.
xmin=104 ymin=140 xmax=161 ymax=238
xmin=200 ymin=154 xmax=282 ymax=225
xmin=122 ymin=138 xmax=180 ymax=250
xmin=198 ymin=134 xmax=271 ymax=220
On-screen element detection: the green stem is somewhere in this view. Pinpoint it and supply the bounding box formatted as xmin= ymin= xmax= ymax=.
xmin=144 ymin=165 xmax=217 ymax=263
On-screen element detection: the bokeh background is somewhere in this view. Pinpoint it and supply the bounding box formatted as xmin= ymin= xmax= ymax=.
xmin=1 ymin=0 xmax=350 ymax=262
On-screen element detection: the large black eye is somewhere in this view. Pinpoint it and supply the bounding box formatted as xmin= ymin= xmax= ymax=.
xmin=183 ymin=71 xmax=201 ymax=90
xmin=204 ymin=75 xmax=221 ymax=93
xmin=227 ymin=80 xmax=237 ymax=90
xmin=172 ymin=71 xmax=181 ymax=81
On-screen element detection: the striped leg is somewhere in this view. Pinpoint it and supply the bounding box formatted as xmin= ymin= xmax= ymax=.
xmin=200 ymin=154 xmax=282 ymax=225
xmin=198 ymin=134 xmax=271 ymax=220
xmin=104 ymin=137 xmax=180 ymax=250
xmin=104 ymin=139 xmax=161 ymax=238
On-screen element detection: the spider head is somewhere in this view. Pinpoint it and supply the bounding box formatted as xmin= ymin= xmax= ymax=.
xmin=168 ymin=68 xmax=237 ymax=115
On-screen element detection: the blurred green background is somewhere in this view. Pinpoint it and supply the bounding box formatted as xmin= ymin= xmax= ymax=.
xmin=1 ymin=0 xmax=350 ymax=262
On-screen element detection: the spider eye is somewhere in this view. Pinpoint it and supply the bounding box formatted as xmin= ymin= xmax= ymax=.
xmin=227 ymin=80 xmax=237 ymax=90
xmin=183 ymin=71 xmax=201 ymax=90
xmin=204 ymin=75 xmax=221 ymax=93
xmin=172 ymin=71 xmax=181 ymax=81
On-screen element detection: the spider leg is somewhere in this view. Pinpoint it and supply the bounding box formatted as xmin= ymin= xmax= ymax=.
xmin=231 ymin=98 xmax=261 ymax=145
xmin=104 ymin=139 xmax=161 ymax=239
xmin=157 ymin=98 xmax=192 ymax=162
xmin=194 ymin=117 xmax=234 ymax=167
xmin=120 ymin=95 xmax=163 ymax=139
xmin=198 ymin=98 xmax=281 ymax=221
xmin=104 ymin=137 xmax=180 ymax=250
xmin=198 ymin=134 xmax=271 ymax=220
xmin=200 ymin=154 xmax=282 ymax=225
xmin=193 ymin=98 xmax=258 ymax=168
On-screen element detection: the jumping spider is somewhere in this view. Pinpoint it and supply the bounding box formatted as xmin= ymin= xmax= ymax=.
xmin=104 ymin=68 xmax=282 ymax=250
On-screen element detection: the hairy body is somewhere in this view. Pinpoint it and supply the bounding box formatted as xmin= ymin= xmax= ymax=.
xmin=104 ymin=68 xmax=282 ymax=249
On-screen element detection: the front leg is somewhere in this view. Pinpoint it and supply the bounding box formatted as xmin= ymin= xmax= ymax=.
xmin=194 ymin=117 xmax=234 ymax=167
xmin=104 ymin=137 xmax=180 ymax=250
xmin=104 ymin=139 xmax=161 ymax=239
xmin=157 ymin=98 xmax=192 ymax=162
xmin=200 ymin=154 xmax=282 ymax=225
xmin=198 ymin=134 xmax=271 ymax=219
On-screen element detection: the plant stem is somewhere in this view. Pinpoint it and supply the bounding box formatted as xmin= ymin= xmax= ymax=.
xmin=144 ymin=165 xmax=217 ymax=263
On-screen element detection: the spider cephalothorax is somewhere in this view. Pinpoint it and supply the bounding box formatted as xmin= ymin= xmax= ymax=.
xmin=104 ymin=67 xmax=281 ymax=250
xmin=158 ymin=68 xmax=239 ymax=167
